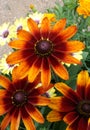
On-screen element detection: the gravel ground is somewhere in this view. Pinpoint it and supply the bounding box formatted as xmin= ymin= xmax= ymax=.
xmin=0 ymin=0 xmax=63 ymax=57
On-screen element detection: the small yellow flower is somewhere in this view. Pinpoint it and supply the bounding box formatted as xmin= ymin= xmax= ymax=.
xmin=0 ymin=23 xmax=11 ymax=45
xmin=43 ymin=13 xmax=56 ymax=22
xmin=77 ymin=0 xmax=90 ymax=18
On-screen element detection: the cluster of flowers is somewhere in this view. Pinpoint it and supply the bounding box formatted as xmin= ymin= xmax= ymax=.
xmin=0 ymin=0 xmax=90 ymax=130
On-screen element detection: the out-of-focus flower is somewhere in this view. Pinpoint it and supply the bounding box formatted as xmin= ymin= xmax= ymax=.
xmin=6 ymin=17 xmax=85 ymax=88
xmin=9 ymin=17 xmax=28 ymax=39
xmin=43 ymin=13 xmax=56 ymax=22
xmin=0 ymin=53 xmax=18 ymax=75
xmin=28 ymin=12 xmax=43 ymax=24
xmin=46 ymin=87 xmax=56 ymax=97
xmin=0 ymin=67 xmax=51 ymax=130
xmin=28 ymin=12 xmax=56 ymax=25
xmin=47 ymin=70 xmax=90 ymax=130
xmin=0 ymin=23 xmax=11 ymax=45
xmin=77 ymin=0 xmax=90 ymax=18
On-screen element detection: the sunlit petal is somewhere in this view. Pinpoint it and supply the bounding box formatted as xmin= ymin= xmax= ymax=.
xmin=76 ymin=70 xmax=89 ymax=99
xmin=40 ymin=17 xmax=50 ymax=38
xmin=41 ymin=57 xmax=51 ymax=88
xmin=55 ymin=82 xmax=81 ymax=103
xmin=47 ymin=110 xmax=65 ymax=122
xmin=25 ymin=103 xmax=44 ymax=123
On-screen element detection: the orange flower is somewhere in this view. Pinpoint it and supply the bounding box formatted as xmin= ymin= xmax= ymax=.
xmin=47 ymin=70 xmax=90 ymax=130
xmin=0 ymin=68 xmax=51 ymax=130
xmin=77 ymin=0 xmax=90 ymax=18
xmin=6 ymin=17 xmax=85 ymax=87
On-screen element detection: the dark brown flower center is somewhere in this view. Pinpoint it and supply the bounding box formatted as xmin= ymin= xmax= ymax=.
xmin=2 ymin=30 xmax=9 ymax=38
xmin=34 ymin=39 xmax=53 ymax=56
xmin=12 ymin=90 xmax=27 ymax=107
xmin=77 ymin=100 xmax=90 ymax=117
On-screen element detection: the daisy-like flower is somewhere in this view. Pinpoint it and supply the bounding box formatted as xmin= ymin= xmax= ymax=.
xmin=6 ymin=17 xmax=85 ymax=87
xmin=28 ymin=12 xmax=56 ymax=25
xmin=9 ymin=17 xmax=28 ymax=39
xmin=0 ymin=67 xmax=51 ymax=130
xmin=0 ymin=23 xmax=11 ymax=45
xmin=47 ymin=70 xmax=90 ymax=130
xmin=77 ymin=0 xmax=90 ymax=18
xmin=28 ymin=12 xmax=43 ymax=24
xmin=0 ymin=53 xmax=18 ymax=75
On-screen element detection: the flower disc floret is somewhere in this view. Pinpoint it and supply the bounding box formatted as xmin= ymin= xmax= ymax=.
xmin=34 ymin=39 xmax=53 ymax=56
xmin=12 ymin=90 xmax=27 ymax=107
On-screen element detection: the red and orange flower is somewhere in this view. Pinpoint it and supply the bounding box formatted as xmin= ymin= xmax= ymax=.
xmin=6 ymin=17 xmax=85 ymax=87
xmin=0 ymin=67 xmax=51 ymax=130
xmin=47 ymin=70 xmax=90 ymax=130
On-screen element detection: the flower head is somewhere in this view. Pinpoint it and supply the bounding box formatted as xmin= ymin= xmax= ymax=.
xmin=0 ymin=53 xmax=18 ymax=75
xmin=9 ymin=17 xmax=28 ymax=39
xmin=28 ymin=12 xmax=56 ymax=25
xmin=0 ymin=67 xmax=51 ymax=130
xmin=0 ymin=23 xmax=11 ymax=45
xmin=6 ymin=17 xmax=85 ymax=88
xmin=47 ymin=70 xmax=90 ymax=130
xmin=77 ymin=0 xmax=90 ymax=18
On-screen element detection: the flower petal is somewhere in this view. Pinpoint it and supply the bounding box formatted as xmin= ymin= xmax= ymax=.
xmin=85 ymin=78 xmax=90 ymax=99
xmin=53 ymin=25 xmax=77 ymax=43
xmin=29 ymin=96 xmax=50 ymax=106
xmin=63 ymin=111 xmax=79 ymax=124
xmin=0 ymin=75 xmax=11 ymax=89
xmin=49 ymin=55 xmax=69 ymax=80
xmin=78 ymin=117 xmax=88 ymax=130
xmin=54 ymin=40 xmax=85 ymax=53
xmin=6 ymin=50 xmax=34 ymax=65
xmin=41 ymin=57 xmax=51 ymax=88
xmin=76 ymin=70 xmax=89 ymax=99
xmin=14 ymin=55 xmax=36 ymax=79
xmin=9 ymin=40 xmax=35 ymax=49
xmin=55 ymin=82 xmax=81 ymax=103
xmin=0 ymin=90 xmax=7 ymax=97
xmin=66 ymin=118 xmax=79 ymax=130
xmin=28 ymin=57 xmax=42 ymax=82
xmin=21 ymin=108 xmax=36 ymax=130
xmin=87 ymin=118 xmax=90 ymax=130
xmin=53 ymin=52 xmax=82 ymax=64
xmin=48 ymin=97 xmax=76 ymax=112
xmin=25 ymin=103 xmax=44 ymax=123
xmin=59 ymin=25 xmax=77 ymax=40
xmin=10 ymin=109 xmax=21 ymax=130
xmin=47 ymin=110 xmax=65 ymax=122
xmin=30 ymin=83 xmax=54 ymax=96
xmin=1 ymin=113 xmax=11 ymax=130
xmin=40 ymin=17 xmax=50 ymax=38
xmin=27 ymin=18 xmax=40 ymax=40
xmin=0 ymin=104 xmax=13 ymax=115
xmin=17 ymin=30 xmax=34 ymax=41
xmin=49 ymin=18 xmax=66 ymax=40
